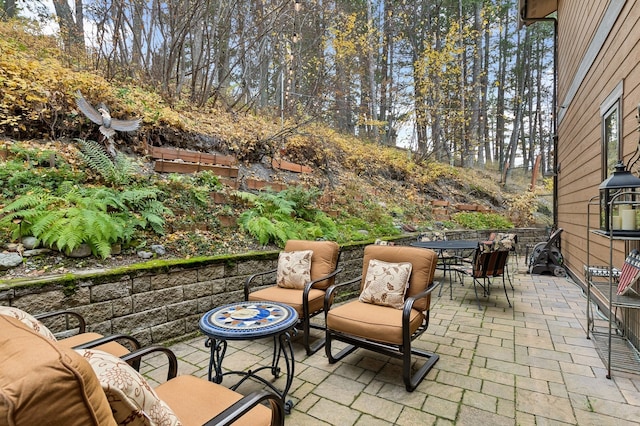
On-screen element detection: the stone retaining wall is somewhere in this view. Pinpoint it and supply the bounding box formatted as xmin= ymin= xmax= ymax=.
xmin=0 ymin=228 xmax=548 ymax=345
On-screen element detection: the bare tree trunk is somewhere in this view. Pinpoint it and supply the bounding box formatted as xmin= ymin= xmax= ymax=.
xmin=366 ymin=0 xmax=378 ymax=142
xmin=482 ymin=9 xmax=492 ymax=164
xmin=470 ymin=0 xmax=483 ymax=166
xmin=3 ymin=0 xmax=17 ymax=18
xmin=52 ymin=0 xmax=85 ymax=53
xmin=505 ymin=27 xmax=528 ymax=182
xmin=496 ymin=3 xmax=509 ymax=173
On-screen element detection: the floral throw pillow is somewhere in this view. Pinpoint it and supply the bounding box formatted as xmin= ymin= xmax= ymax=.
xmin=359 ymin=259 xmax=412 ymax=309
xmin=277 ymin=250 xmax=313 ymax=289
xmin=0 ymin=306 xmax=57 ymax=341
xmin=76 ymin=348 xmax=182 ymax=426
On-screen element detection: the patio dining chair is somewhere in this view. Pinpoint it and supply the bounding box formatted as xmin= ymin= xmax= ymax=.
xmin=488 ymin=232 xmax=518 ymax=289
xmin=451 ymin=241 xmax=512 ymax=309
xmin=245 ymin=239 xmax=342 ymax=355
xmin=0 ymin=314 xmax=284 ymax=426
xmin=324 ymin=244 xmax=440 ymax=391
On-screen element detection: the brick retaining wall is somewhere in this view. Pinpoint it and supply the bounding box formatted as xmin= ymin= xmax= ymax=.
xmin=0 ymin=228 xmax=548 ymax=345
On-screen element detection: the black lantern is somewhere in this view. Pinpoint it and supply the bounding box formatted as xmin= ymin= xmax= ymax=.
xmin=599 ymin=161 xmax=640 ymax=232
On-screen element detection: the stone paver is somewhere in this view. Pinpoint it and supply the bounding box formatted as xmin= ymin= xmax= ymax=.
xmin=137 ymin=262 xmax=640 ymax=424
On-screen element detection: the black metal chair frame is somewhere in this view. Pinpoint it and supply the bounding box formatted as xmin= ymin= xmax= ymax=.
xmin=35 ymin=309 xmax=142 ymax=368
xmin=324 ymin=277 xmax=440 ymax=392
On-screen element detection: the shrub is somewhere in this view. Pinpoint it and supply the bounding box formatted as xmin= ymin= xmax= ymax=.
xmin=237 ymin=187 xmax=338 ymax=246
xmin=452 ymin=212 xmax=513 ymax=230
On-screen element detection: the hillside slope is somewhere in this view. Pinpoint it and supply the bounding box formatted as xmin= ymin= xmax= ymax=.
xmin=0 ymin=21 xmax=548 ymax=278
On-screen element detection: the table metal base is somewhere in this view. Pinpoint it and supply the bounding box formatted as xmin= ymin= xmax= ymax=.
xmin=205 ymin=329 xmax=296 ymax=414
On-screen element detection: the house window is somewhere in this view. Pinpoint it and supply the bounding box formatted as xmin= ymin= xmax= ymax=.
xmin=601 ymin=81 xmax=623 ymax=180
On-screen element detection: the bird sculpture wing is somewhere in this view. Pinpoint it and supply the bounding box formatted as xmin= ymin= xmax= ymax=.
xmin=76 ymin=90 xmax=141 ymax=133
xmin=109 ymin=117 xmax=141 ymax=132
xmin=75 ymin=91 xmax=104 ymax=125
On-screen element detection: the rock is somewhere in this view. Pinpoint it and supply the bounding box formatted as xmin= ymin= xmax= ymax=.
xmin=23 ymin=248 xmax=52 ymax=257
xmin=0 ymin=253 xmax=23 ymax=270
xmin=150 ymin=244 xmax=166 ymax=256
xmin=5 ymin=243 xmax=21 ymax=252
xmin=21 ymin=237 xmax=39 ymax=250
xmin=110 ymin=244 xmax=122 ymax=255
xmin=137 ymin=251 xmax=154 ymax=259
xmin=67 ymin=244 xmax=92 ymax=258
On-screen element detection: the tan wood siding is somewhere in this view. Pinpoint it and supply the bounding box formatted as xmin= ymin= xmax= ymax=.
xmin=557 ymin=0 xmax=608 ymax=101
xmin=557 ymin=0 xmax=640 ymax=278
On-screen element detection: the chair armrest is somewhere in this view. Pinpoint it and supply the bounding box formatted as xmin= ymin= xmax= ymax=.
xmin=244 ymin=268 xmax=278 ymax=299
xmin=402 ymin=281 xmax=440 ymax=323
xmin=324 ymin=275 xmax=362 ymax=312
xmin=72 ymin=334 xmax=141 ymax=352
xmin=34 ymin=310 xmax=86 ymax=333
xmin=120 ymin=345 xmax=178 ymax=381
xmin=203 ymin=389 xmax=285 ymax=426
xmin=307 ymin=267 xmax=343 ymax=290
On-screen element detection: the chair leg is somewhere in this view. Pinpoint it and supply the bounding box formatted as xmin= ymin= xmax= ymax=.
xmin=403 ymin=347 xmax=439 ymax=392
xmin=302 ymin=319 xmax=325 ymax=355
xmin=325 ymin=331 xmax=357 ymax=364
xmin=471 ymin=278 xmax=483 ymax=310
xmin=502 ymin=275 xmax=512 ymax=307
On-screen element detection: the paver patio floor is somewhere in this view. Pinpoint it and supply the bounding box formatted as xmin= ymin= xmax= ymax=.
xmin=140 ymin=262 xmax=640 ymax=425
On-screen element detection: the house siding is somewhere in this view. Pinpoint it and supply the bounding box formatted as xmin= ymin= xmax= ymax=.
xmin=557 ymin=0 xmax=640 ymax=279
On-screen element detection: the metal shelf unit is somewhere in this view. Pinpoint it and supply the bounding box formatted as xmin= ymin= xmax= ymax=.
xmin=585 ymin=194 xmax=640 ymax=379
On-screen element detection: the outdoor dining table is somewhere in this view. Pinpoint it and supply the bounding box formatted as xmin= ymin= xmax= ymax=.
xmin=410 ymin=239 xmax=480 ymax=299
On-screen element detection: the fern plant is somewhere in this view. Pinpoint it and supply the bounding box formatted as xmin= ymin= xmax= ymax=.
xmin=236 ymin=188 xmax=337 ymax=247
xmin=0 ymin=185 xmax=170 ymax=258
xmin=76 ymin=139 xmax=135 ymax=186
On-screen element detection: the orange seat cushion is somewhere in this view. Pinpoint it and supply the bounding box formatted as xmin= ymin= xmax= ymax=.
xmin=248 ymin=286 xmax=325 ymax=316
xmin=57 ymin=332 xmax=132 ymax=357
xmin=326 ymin=300 xmax=425 ymax=346
xmin=155 ymin=375 xmax=273 ymax=426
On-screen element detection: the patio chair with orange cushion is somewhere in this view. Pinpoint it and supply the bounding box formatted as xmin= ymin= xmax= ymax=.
xmin=0 ymin=314 xmax=284 ymax=426
xmin=0 ymin=306 xmax=140 ymax=357
xmin=324 ymin=244 xmax=440 ymax=391
xmin=245 ymin=239 xmax=342 ymax=355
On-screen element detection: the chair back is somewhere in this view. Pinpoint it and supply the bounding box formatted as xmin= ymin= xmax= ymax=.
xmin=284 ymin=240 xmax=340 ymax=290
xmin=489 ymin=232 xmax=518 ymax=251
xmin=361 ymin=245 xmax=438 ymax=312
xmin=0 ymin=315 xmax=116 ymax=426
xmin=472 ymin=242 xmax=510 ymax=279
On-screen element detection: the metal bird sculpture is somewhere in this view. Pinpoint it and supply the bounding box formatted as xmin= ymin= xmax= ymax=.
xmin=75 ymin=91 xmax=141 ymax=156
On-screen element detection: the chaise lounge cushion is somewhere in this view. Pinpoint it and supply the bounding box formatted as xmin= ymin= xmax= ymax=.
xmin=0 ymin=315 xmax=116 ymax=426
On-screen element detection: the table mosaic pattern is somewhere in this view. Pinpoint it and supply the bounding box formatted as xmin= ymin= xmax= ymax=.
xmin=200 ymin=302 xmax=297 ymax=339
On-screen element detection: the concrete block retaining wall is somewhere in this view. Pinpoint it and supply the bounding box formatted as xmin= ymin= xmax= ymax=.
xmin=0 ymin=228 xmax=548 ymax=346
